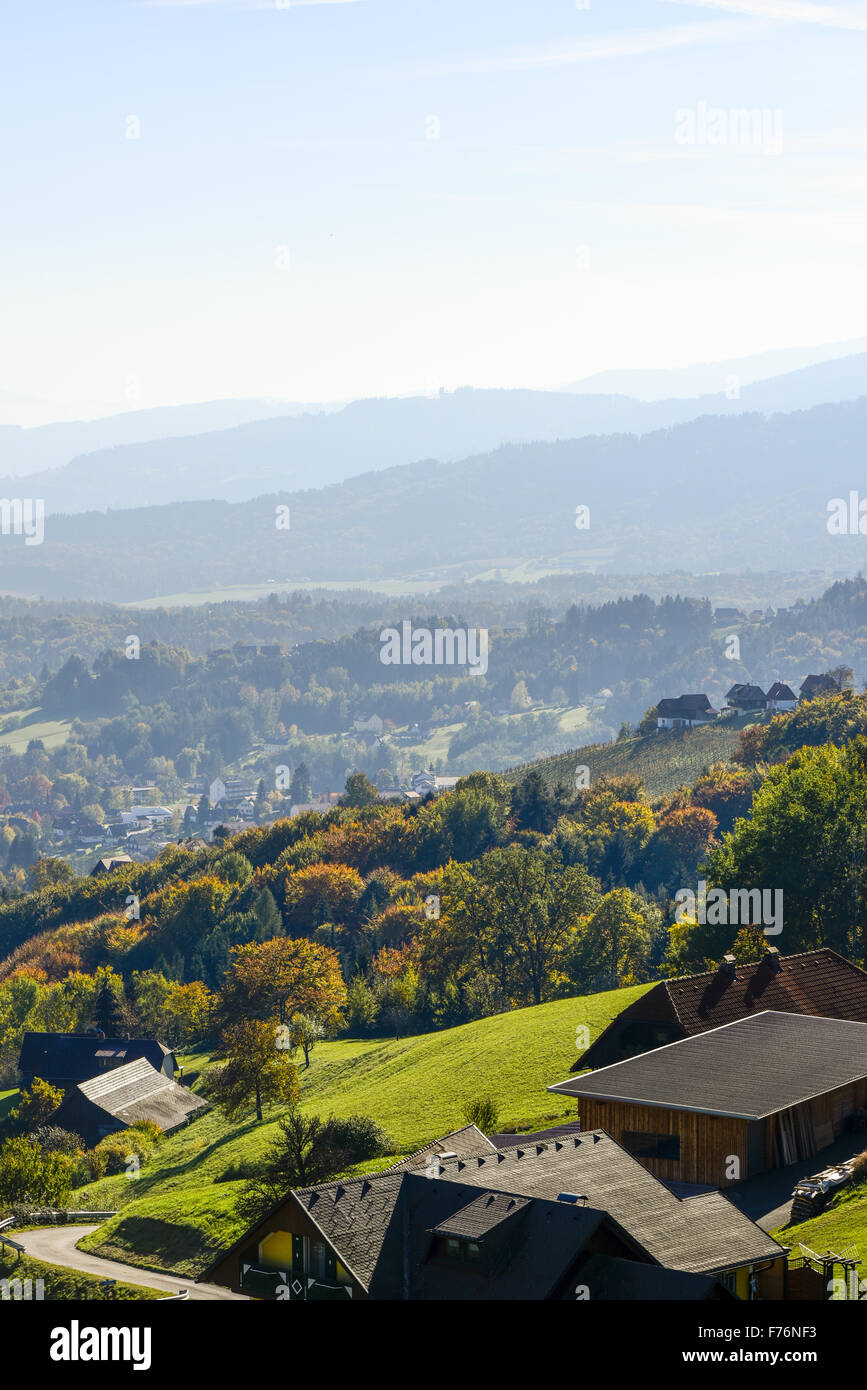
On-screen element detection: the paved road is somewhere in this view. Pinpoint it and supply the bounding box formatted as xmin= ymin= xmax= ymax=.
xmin=17 ymin=1225 xmax=246 ymax=1301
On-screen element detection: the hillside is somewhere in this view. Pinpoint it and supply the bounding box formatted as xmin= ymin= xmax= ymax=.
xmin=504 ymin=716 xmax=759 ymax=800
xmin=67 ymin=985 xmax=649 ymax=1277
xmin=4 ymin=396 xmax=867 ymax=600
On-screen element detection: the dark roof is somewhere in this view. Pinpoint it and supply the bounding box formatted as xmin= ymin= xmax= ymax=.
xmin=766 ymin=682 xmax=796 ymax=701
xmin=728 ymin=684 xmax=765 ymax=702
xmin=429 ymin=1191 xmax=531 ymax=1240
xmin=657 ymin=694 xmax=715 ymax=718
xmin=491 ymin=1120 xmax=583 ymax=1148
xmin=430 ymin=1131 xmax=782 ymax=1273
xmin=202 ymin=1127 xmax=782 ymax=1288
xmin=54 ymin=1057 xmax=206 ymax=1132
xmin=381 ymin=1124 xmax=496 ymax=1172
xmin=574 ymin=948 xmax=867 ymax=1069
xmin=800 ymin=673 xmax=837 ymax=696
xmin=18 ymin=1032 xmax=172 ymax=1081
xmin=571 ymin=1252 xmax=732 ymax=1300
xmin=725 ymin=683 xmax=746 ymax=699
xmin=552 ymin=1011 xmax=867 ymax=1120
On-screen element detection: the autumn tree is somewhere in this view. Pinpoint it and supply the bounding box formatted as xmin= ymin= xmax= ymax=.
xmin=216 ymin=935 xmax=347 ymax=1031
xmin=206 ymin=1018 xmax=300 ymax=1122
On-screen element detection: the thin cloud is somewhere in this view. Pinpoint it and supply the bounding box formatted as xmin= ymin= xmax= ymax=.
xmin=142 ymin=1 xmax=362 ymax=9
xmin=665 ymin=0 xmax=867 ymax=29
xmin=461 ymin=19 xmax=772 ymax=74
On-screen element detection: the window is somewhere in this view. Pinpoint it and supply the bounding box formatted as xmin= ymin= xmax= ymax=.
xmin=434 ymin=1236 xmax=483 ymax=1263
xmin=622 ymin=1131 xmax=680 ymax=1161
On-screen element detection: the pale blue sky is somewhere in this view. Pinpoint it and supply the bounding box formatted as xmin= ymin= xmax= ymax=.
xmin=2 ymin=0 xmax=867 ymax=418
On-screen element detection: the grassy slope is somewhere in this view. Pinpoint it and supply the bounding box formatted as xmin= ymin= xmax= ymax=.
xmin=771 ymin=1181 xmax=867 ymax=1275
xmin=0 ymin=1250 xmax=164 ymax=1300
xmin=77 ymin=983 xmax=650 ymax=1278
xmin=504 ymin=716 xmax=764 ymax=800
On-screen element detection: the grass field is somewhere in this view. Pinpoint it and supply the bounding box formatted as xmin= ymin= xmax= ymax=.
xmin=0 ymin=708 xmax=72 ymax=754
xmin=75 ymin=983 xmax=650 ymax=1277
xmin=0 ymin=1250 xmax=164 ymax=1300
xmin=504 ymin=715 xmax=766 ymax=800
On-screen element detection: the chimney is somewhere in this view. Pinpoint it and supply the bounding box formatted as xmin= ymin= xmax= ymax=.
xmin=718 ymin=954 xmax=736 ymax=981
xmin=762 ymin=946 xmax=781 ymax=973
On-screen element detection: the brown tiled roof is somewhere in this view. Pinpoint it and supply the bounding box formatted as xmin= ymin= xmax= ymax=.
xmin=666 ymin=949 xmax=867 ymax=1035
xmin=574 ymin=949 xmax=867 ymax=1070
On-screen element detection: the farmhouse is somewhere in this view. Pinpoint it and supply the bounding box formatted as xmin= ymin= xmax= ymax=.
xmin=18 ymin=1031 xmax=176 ymax=1090
xmin=656 ymin=694 xmax=717 ymax=730
xmin=203 ymin=1124 xmax=785 ymax=1300
xmin=800 ymin=673 xmax=838 ymax=700
xmin=47 ymin=1056 xmax=207 ymax=1146
xmin=765 ymin=681 xmax=797 ymax=712
xmin=724 ymin=683 xmax=766 ymax=714
xmin=573 ymin=947 xmax=867 ymax=1070
xmin=550 ymin=1011 xmax=867 ymax=1188
xmin=89 ymin=855 xmax=134 ymax=876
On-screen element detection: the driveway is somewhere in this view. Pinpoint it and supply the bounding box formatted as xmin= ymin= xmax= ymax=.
xmin=726 ymin=1131 xmax=867 ymax=1233
xmin=16 ymin=1225 xmax=246 ymax=1301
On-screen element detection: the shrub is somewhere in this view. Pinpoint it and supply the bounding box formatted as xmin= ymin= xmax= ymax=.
xmin=316 ymin=1114 xmax=392 ymax=1169
xmin=463 ymin=1096 xmax=500 ymax=1134
xmin=0 ymin=1135 xmax=74 ymax=1207
xmin=30 ymin=1125 xmax=85 ymax=1156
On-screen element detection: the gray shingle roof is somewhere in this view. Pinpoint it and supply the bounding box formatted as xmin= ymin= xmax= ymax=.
xmin=429 ymin=1191 xmax=530 ymax=1240
xmin=427 ymin=1131 xmax=784 ymax=1274
xmin=291 ymin=1127 xmax=782 ymax=1280
xmin=77 ymin=1056 xmax=206 ymax=1130
xmin=550 ymin=1010 xmax=867 ymax=1119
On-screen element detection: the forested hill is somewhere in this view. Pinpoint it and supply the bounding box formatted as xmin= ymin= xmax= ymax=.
xmin=3 ymin=396 xmax=867 ymax=600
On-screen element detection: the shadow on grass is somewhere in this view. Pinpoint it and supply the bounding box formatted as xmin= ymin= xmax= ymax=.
xmin=94 ymin=1215 xmax=222 ymax=1275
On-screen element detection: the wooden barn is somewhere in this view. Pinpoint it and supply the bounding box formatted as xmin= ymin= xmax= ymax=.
xmin=18 ymin=1031 xmax=176 ymax=1091
xmin=550 ymin=1011 xmax=867 ymax=1188
xmin=48 ymin=1057 xmax=207 ymax=1147
xmin=574 ymin=948 xmax=867 ymax=1071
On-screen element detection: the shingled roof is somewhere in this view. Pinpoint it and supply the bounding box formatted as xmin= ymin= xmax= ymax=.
xmin=552 ymin=1011 xmax=867 ymax=1121
xmin=18 ymin=1031 xmax=173 ymax=1085
xmin=205 ymin=1124 xmax=782 ymax=1289
xmin=573 ymin=948 xmax=867 ymax=1071
xmin=429 ymin=1130 xmax=783 ymax=1274
xmin=50 ymin=1056 xmax=206 ymax=1139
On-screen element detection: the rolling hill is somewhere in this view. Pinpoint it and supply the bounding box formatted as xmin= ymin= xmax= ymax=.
xmin=5 ymin=393 xmax=866 ymax=601
xmin=62 ymin=984 xmax=650 ymax=1276
xmin=504 ymin=717 xmax=758 ymax=800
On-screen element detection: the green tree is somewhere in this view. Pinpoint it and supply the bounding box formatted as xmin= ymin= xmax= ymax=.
xmin=207 ymin=1018 xmax=300 ymax=1123
xmin=339 ymin=772 xmax=378 ymax=809
xmin=0 ymin=1135 xmax=73 ymax=1206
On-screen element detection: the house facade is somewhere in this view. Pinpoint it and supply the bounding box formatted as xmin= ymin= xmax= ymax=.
xmin=656 ymin=694 xmax=717 ymax=730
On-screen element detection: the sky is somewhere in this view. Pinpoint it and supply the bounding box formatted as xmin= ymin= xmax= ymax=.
xmin=2 ymin=0 xmax=867 ymax=420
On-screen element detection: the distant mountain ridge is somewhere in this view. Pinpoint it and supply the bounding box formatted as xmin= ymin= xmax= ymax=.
xmin=5 ymin=350 xmax=867 ymax=518
xmin=2 ymin=395 xmax=866 ymax=602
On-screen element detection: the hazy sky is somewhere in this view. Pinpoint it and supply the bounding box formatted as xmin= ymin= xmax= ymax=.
xmin=2 ymin=0 xmax=867 ymax=418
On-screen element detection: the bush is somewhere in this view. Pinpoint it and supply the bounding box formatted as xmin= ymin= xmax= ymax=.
xmin=89 ymin=1129 xmax=154 ymax=1178
xmin=0 ymin=1135 xmax=74 ymax=1208
xmin=463 ymin=1095 xmax=500 ymax=1134
xmin=30 ymin=1125 xmax=85 ymax=1156
xmin=316 ymin=1114 xmax=392 ymax=1169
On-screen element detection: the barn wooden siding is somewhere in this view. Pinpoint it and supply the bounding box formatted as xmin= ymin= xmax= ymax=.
xmin=578 ymin=1099 xmax=750 ymax=1187
xmin=765 ymin=1076 xmax=867 ymax=1168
